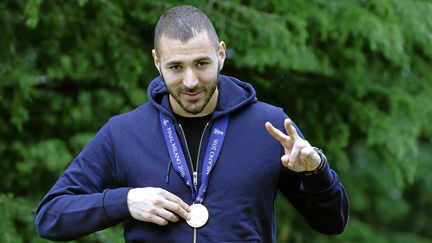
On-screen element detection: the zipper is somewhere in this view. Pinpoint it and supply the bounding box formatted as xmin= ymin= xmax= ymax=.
xmin=178 ymin=122 xmax=210 ymax=191
xmin=177 ymin=122 xmax=210 ymax=243
xmin=178 ymin=124 xmax=197 ymax=191
xmin=195 ymin=122 xmax=210 ymax=188
xmin=165 ymin=159 xmax=171 ymax=184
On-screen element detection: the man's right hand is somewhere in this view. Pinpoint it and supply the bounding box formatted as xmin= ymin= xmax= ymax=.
xmin=127 ymin=187 xmax=191 ymax=225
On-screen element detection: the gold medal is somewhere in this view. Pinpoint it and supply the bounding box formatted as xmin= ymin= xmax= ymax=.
xmin=186 ymin=204 xmax=209 ymax=228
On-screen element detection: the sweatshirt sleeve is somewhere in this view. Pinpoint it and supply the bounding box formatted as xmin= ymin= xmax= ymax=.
xmin=35 ymin=121 xmax=132 ymax=241
xmin=278 ymin=155 xmax=349 ymax=235
xmin=277 ymin=119 xmax=349 ymax=235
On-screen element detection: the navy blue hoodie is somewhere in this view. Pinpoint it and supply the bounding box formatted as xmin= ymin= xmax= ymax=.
xmin=35 ymin=75 xmax=349 ymax=242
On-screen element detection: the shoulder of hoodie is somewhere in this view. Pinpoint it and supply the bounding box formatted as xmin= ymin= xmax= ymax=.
xmin=101 ymin=102 xmax=156 ymax=131
xmin=241 ymin=99 xmax=288 ymax=121
xmin=218 ymin=75 xmax=289 ymax=118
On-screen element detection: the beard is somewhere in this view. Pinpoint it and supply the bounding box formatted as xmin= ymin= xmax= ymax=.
xmin=162 ymin=72 xmax=219 ymax=115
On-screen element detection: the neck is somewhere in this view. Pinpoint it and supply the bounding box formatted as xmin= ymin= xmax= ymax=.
xmin=170 ymin=89 xmax=219 ymax=118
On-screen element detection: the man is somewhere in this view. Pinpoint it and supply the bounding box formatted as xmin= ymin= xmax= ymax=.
xmin=35 ymin=5 xmax=349 ymax=242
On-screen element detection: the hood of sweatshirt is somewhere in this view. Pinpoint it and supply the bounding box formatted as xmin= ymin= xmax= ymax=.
xmin=147 ymin=74 xmax=257 ymax=120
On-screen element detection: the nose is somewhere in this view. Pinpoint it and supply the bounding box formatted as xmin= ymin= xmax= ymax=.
xmin=183 ymin=68 xmax=199 ymax=89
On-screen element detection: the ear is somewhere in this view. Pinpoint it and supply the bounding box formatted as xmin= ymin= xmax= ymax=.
xmin=152 ymin=49 xmax=161 ymax=74
xmin=217 ymin=41 xmax=227 ymax=71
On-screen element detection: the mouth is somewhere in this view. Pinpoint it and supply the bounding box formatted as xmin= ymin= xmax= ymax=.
xmin=181 ymin=90 xmax=203 ymax=101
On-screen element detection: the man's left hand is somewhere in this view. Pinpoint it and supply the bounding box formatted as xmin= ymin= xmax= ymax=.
xmin=265 ymin=118 xmax=321 ymax=172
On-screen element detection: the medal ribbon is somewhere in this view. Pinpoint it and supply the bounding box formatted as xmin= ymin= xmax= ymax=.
xmin=159 ymin=112 xmax=228 ymax=203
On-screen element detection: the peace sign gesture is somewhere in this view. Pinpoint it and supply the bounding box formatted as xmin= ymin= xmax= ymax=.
xmin=265 ymin=118 xmax=321 ymax=173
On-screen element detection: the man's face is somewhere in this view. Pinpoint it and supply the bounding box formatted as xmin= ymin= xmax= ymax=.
xmin=152 ymin=31 xmax=226 ymax=116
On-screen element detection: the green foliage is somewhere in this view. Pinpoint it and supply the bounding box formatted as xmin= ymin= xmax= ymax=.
xmin=1 ymin=0 xmax=432 ymax=242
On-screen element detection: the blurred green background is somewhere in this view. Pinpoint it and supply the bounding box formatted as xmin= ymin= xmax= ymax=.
xmin=1 ymin=0 xmax=432 ymax=242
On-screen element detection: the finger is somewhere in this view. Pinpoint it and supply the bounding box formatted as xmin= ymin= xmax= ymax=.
xmin=146 ymin=213 xmax=169 ymax=226
xmin=281 ymin=154 xmax=289 ymax=167
xmin=299 ymin=145 xmax=309 ymax=162
xmin=164 ymin=200 xmax=191 ymax=221
xmin=265 ymin=122 xmax=288 ymax=143
xmin=284 ymin=119 xmax=300 ymax=141
xmin=289 ymin=141 xmax=306 ymax=167
xmin=299 ymin=145 xmax=315 ymax=168
xmin=156 ymin=207 xmax=180 ymax=223
xmin=161 ymin=190 xmax=190 ymax=213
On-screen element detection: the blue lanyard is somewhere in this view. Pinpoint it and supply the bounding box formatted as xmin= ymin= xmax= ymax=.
xmin=159 ymin=112 xmax=229 ymax=203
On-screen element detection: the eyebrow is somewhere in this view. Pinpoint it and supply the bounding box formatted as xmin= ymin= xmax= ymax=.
xmin=165 ymin=61 xmax=182 ymax=67
xmin=194 ymin=57 xmax=212 ymax=63
xmin=164 ymin=56 xmax=213 ymax=67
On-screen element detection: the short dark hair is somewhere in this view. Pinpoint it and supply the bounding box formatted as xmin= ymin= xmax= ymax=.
xmin=154 ymin=5 xmax=219 ymax=55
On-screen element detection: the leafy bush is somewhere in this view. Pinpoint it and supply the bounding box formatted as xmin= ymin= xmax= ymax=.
xmin=1 ymin=0 xmax=432 ymax=242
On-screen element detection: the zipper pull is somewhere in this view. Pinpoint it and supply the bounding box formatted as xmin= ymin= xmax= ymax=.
xmin=193 ymin=172 xmax=198 ymax=186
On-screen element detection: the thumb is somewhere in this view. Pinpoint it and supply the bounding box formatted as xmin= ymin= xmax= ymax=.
xmin=281 ymin=154 xmax=289 ymax=167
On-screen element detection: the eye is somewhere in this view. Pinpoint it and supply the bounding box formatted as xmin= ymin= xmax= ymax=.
xmin=197 ymin=61 xmax=209 ymax=69
xmin=169 ymin=65 xmax=182 ymax=71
